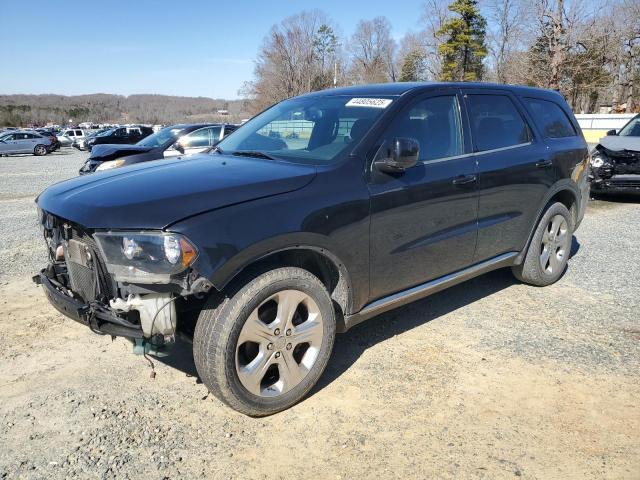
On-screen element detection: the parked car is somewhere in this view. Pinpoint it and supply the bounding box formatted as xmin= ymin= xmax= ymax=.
xmin=35 ymin=129 xmax=61 ymax=151
xmin=0 ymin=130 xmax=53 ymax=156
xmin=35 ymin=82 xmax=589 ymax=416
xmin=57 ymin=129 xmax=86 ymax=147
xmin=589 ymin=113 xmax=640 ymax=193
xmin=85 ymin=126 xmax=153 ymax=151
xmin=79 ymin=123 xmax=238 ymax=174
xmin=72 ymin=129 xmax=110 ymax=151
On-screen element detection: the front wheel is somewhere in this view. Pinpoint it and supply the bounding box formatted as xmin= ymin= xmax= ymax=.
xmin=512 ymin=202 xmax=573 ymax=286
xmin=34 ymin=144 xmax=47 ymax=156
xmin=193 ymin=267 xmax=336 ymax=416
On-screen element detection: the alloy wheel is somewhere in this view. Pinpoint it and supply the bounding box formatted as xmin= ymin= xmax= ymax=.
xmin=235 ymin=290 xmax=324 ymax=397
xmin=539 ymin=214 xmax=569 ymax=275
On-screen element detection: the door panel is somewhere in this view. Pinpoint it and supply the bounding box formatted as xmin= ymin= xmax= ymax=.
xmin=462 ymin=89 xmax=556 ymax=262
xmin=368 ymin=91 xmax=478 ymax=301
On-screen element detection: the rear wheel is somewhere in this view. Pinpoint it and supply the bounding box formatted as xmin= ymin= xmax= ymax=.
xmin=512 ymin=202 xmax=573 ymax=286
xmin=34 ymin=144 xmax=47 ymax=156
xmin=193 ymin=267 xmax=336 ymax=416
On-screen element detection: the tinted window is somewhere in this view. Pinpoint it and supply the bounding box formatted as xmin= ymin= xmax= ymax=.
xmin=209 ymin=126 xmax=222 ymax=142
xmin=75 ymin=130 xmax=83 ymax=136
xmin=114 ymin=128 xmax=126 ymax=137
xmin=384 ymin=95 xmax=463 ymax=162
xmin=523 ymin=98 xmax=576 ymax=138
xmin=467 ymin=95 xmax=531 ymax=151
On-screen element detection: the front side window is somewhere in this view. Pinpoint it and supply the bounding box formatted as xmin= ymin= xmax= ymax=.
xmin=467 ymin=94 xmax=531 ymax=152
xmin=181 ymin=128 xmax=211 ymax=148
xmin=382 ymin=95 xmax=463 ymax=162
xmin=523 ymin=98 xmax=576 ymax=138
xmin=215 ymin=95 xmax=394 ymax=165
xmin=114 ymin=128 xmax=126 ymax=137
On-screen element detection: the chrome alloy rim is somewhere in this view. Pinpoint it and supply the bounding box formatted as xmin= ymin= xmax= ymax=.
xmin=235 ymin=290 xmax=324 ymax=397
xmin=540 ymin=214 xmax=570 ymax=274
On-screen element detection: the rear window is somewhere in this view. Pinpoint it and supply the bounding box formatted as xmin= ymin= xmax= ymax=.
xmin=467 ymin=94 xmax=531 ymax=152
xmin=523 ymin=98 xmax=576 ymax=138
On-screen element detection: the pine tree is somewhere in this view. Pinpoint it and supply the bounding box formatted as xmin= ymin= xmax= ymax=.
xmin=437 ymin=0 xmax=487 ymax=81
xmin=399 ymin=49 xmax=426 ymax=82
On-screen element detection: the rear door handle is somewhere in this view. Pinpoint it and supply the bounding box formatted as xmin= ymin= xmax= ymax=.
xmin=452 ymin=174 xmax=477 ymax=185
xmin=536 ymin=159 xmax=553 ymax=168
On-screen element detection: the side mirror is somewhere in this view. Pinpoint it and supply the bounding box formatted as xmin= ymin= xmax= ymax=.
xmin=173 ymin=142 xmax=185 ymax=154
xmin=375 ymin=137 xmax=420 ymax=173
xmin=606 ymin=129 xmax=617 ymax=136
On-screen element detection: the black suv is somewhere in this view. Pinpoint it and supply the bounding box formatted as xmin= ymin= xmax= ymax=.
xmin=34 ymin=83 xmax=589 ymax=416
xmin=85 ymin=125 xmax=154 ymax=150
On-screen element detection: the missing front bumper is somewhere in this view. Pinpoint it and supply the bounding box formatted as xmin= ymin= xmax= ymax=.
xmin=34 ymin=270 xmax=144 ymax=339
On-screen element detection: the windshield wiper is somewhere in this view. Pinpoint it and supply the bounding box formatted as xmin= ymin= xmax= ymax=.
xmin=230 ymin=150 xmax=275 ymax=160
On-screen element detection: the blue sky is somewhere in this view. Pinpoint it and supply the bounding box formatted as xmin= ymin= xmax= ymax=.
xmin=0 ymin=0 xmax=426 ymax=99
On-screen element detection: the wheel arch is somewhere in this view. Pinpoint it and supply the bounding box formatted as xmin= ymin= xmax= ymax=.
xmin=514 ymin=181 xmax=580 ymax=265
xmin=211 ymin=243 xmax=354 ymax=329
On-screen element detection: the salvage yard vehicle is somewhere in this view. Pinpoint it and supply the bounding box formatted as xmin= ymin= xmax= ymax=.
xmin=57 ymin=129 xmax=86 ymax=147
xmin=85 ymin=125 xmax=154 ymax=151
xmin=0 ymin=130 xmax=53 ymax=156
xmin=34 ymin=82 xmax=589 ymax=416
xmin=72 ymin=129 xmax=110 ymax=151
xmin=79 ymin=123 xmax=238 ymax=174
xmin=590 ymin=113 xmax=640 ymax=193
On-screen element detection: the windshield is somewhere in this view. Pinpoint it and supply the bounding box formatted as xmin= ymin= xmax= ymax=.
xmin=618 ymin=115 xmax=640 ymax=137
xmin=136 ymin=126 xmax=184 ymax=147
xmin=96 ymin=128 xmax=116 ymax=137
xmin=214 ymin=95 xmax=394 ymax=165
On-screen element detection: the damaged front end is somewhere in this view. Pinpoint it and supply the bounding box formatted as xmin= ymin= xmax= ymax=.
xmin=589 ymin=145 xmax=640 ymax=192
xmin=33 ymin=210 xmax=213 ymax=354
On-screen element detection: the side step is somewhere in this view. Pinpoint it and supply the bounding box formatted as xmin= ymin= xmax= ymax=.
xmin=342 ymin=252 xmax=518 ymax=331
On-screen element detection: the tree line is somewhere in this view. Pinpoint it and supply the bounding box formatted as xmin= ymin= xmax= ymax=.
xmin=241 ymin=0 xmax=640 ymax=114
xmin=0 ymin=94 xmax=251 ymax=127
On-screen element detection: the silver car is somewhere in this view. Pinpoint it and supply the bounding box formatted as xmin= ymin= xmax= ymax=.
xmin=57 ymin=129 xmax=86 ymax=147
xmin=0 ymin=131 xmax=53 ymax=156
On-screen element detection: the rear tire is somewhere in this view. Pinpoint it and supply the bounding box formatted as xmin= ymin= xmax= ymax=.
xmin=193 ymin=267 xmax=336 ymax=416
xmin=512 ymin=202 xmax=573 ymax=286
xmin=34 ymin=145 xmax=47 ymax=156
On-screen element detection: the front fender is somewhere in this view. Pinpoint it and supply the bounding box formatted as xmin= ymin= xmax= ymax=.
xmin=168 ymin=171 xmax=372 ymax=313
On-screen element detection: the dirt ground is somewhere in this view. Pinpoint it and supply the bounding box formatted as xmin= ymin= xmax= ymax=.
xmin=0 ymin=153 xmax=639 ymax=479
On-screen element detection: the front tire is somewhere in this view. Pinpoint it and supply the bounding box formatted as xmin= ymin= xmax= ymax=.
xmin=193 ymin=267 xmax=336 ymax=416
xmin=34 ymin=144 xmax=47 ymax=156
xmin=512 ymin=202 xmax=573 ymax=286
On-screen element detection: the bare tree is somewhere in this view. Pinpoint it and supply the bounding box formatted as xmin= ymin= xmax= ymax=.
xmin=242 ymin=10 xmax=339 ymax=112
xmin=349 ymin=17 xmax=397 ymax=83
xmin=485 ymin=0 xmax=524 ymax=83
xmin=420 ymin=0 xmax=451 ymax=79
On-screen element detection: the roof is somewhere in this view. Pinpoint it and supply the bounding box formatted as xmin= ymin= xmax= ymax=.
xmin=303 ymin=82 xmax=563 ymax=99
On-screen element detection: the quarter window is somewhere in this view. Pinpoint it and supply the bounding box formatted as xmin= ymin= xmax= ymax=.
xmin=382 ymin=95 xmax=464 ymax=162
xmin=523 ymin=98 xmax=576 ymax=138
xmin=467 ymin=94 xmax=531 ymax=152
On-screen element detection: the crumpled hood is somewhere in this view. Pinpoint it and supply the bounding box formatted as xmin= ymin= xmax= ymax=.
xmin=598 ymin=135 xmax=640 ymax=153
xmin=37 ymin=154 xmax=316 ymax=229
xmin=89 ymin=144 xmax=154 ymax=162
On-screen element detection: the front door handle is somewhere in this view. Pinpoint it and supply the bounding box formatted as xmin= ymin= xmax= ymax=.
xmin=452 ymin=174 xmax=478 ymax=186
xmin=536 ymin=159 xmax=553 ymax=168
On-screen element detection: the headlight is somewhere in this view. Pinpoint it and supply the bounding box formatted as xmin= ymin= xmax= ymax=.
xmin=95 ymin=159 xmax=125 ymax=171
xmin=590 ymin=152 xmax=606 ymax=168
xmin=94 ymin=231 xmax=198 ymax=283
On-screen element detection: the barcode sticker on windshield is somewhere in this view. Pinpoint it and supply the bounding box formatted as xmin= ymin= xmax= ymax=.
xmin=346 ymin=98 xmax=393 ymax=108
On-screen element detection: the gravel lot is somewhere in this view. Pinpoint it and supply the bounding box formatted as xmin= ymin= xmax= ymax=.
xmin=0 ymin=148 xmax=639 ymax=479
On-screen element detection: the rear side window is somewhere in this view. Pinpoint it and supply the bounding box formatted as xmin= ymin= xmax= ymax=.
xmin=467 ymin=94 xmax=531 ymax=152
xmin=523 ymin=98 xmax=577 ymax=138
